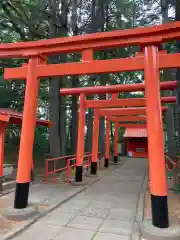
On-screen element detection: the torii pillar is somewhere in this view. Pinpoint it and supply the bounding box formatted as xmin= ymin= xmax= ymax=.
xmin=91 ymin=110 xmax=100 ymax=175
xmin=75 ymin=93 xmax=86 ymax=182
xmin=144 ymin=46 xmax=169 ymax=228
xmin=104 ymin=119 xmax=110 ymax=167
xmin=114 ymin=123 xmax=119 ymax=163
xmin=14 ymin=57 xmax=40 ymax=209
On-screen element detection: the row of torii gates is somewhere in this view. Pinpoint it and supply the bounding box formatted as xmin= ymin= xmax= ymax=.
xmin=60 ymin=84 xmax=176 ymax=177
xmin=1 ymin=22 xmax=180 ymax=230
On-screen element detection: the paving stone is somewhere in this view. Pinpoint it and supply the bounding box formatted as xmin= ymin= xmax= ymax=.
xmin=75 ymin=194 xmax=94 ymax=201
xmin=110 ymin=199 xmax=138 ymax=209
xmin=111 ymin=193 xmax=139 ymax=202
xmin=39 ymin=212 xmax=74 ymax=226
xmin=87 ymin=200 xmax=112 ymax=209
xmin=12 ymin=224 xmax=62 ymax=240
xmin=54 ymin=227 xmax=94 ymax=240
xmin=99 ymin=220 xmax=133 ymax=235
xmin=79 ymin=207 xmax=110 ymax=219
xmin=111 ymin=201 xmax=137 ymax=210
xmin=93 ymin=232 xmax=131 ymax=240
xmin=90 ymin=195 xmax=126 ymax=203
xmin=107 ymin=209 xmax=136 ymax=222
xmin=67 ymin=216 xmax=103 ymax=231
xmin=111 ymin=187 xmax=141 ymax=195
xmin=57 ymin=200 xmax=90 ymax=215
xmin=102 ymin=175 xmax=143 ymax=182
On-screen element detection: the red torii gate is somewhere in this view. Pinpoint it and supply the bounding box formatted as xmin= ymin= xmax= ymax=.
xmin=96 ymin=107 xmax=168 ymax=166
xmin=60 ymin=82 xmax=172 ymax=172
xmin=60 ymin=82 xmax=174 ymax=174
xmin=2 ymin=22 xmax=180 ymax=229
xmin=60 ymin=84 xmax=176 ymax=169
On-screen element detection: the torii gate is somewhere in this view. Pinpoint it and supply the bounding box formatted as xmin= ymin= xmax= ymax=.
xmin=96 ymin=107 xmax=168 ymax=168
xmin=60 ymin=83 xmax=175 ymax=178
xmin=86 ymin=95 xmax=174 ymax=166
xmin=60 ymin=82 xmax=176 ymax=171
xmin=3 ymin=22 xmax=180 ymax=230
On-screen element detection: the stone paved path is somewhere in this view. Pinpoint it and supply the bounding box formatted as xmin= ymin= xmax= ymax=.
xmin=12 ymin=158 xmax=147 ymax=240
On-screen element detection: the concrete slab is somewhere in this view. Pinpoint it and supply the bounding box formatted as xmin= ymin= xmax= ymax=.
xmin=90 ymin=194 xmax=138 ymax=204
xmin=102 ymin=175 xmax=143 ymax=182
xmin=39 ymin=212 xmax=74 ymax=226
xmin=54 ymin=227 xmax=94 ymax=240
xmin=12 ymin=224 xmax=62 ymax=240
xmin=67 ymin=216 xmax=103 ymax=231
xmin=107 ymin=209 xmax=136 ymax=222
xmin=94 ymin=232 xmax=131 ymax=240
xmin=99 ymin=219 xmax=133 ymax=235
xmin=58 ymin=199 xmax=90 ymax=215
xmin=86 ymin=200 xmax=112 ymax=209
xmin=79 ymin=207 xmax=110 ymax=219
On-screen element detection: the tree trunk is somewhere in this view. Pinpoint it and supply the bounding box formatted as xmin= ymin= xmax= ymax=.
xmin=49 ymin=77 xmax=61 ymax=157
xmin=48 ymin=0 xmax=61 ymax=157
xmin=83 ymin=0 xmax=96 ymax=154
xmin=98 ymin=92 xmax=106 ymax=158
xmin=71 ymin=87 xmax=78 ymax=154
xmin=160 ymin=0 xmax=171 ymax=97
xmin=70 ymin=0 xmax=79 ymax=154
xmin=161 ymin=0 xmax=169 ymax=23
xmin=58 ymin=0 xmax=69 ymax=156
xmin=59 ymin=80 xmax=67 ymax=156
xmin=97 ymin=0 xmax=108 ymax=158
xmin=48 ymin=0 xmax=68 ymax=157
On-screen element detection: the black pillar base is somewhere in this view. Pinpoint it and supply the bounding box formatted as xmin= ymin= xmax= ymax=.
xmin=91 ymin=162 xmax=97 ymax=175
xmin=114 ymin=156 xmax=118 ymax=163
xmin=14 ymin=182 xmax=30 ymax=209
xmin=151 ymin=194 xmax=169 ymax=228
xmin=104 ymin=158 xmax=109 ymax=168
xmin=75 ymin=166 xmax=83 ymax=182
